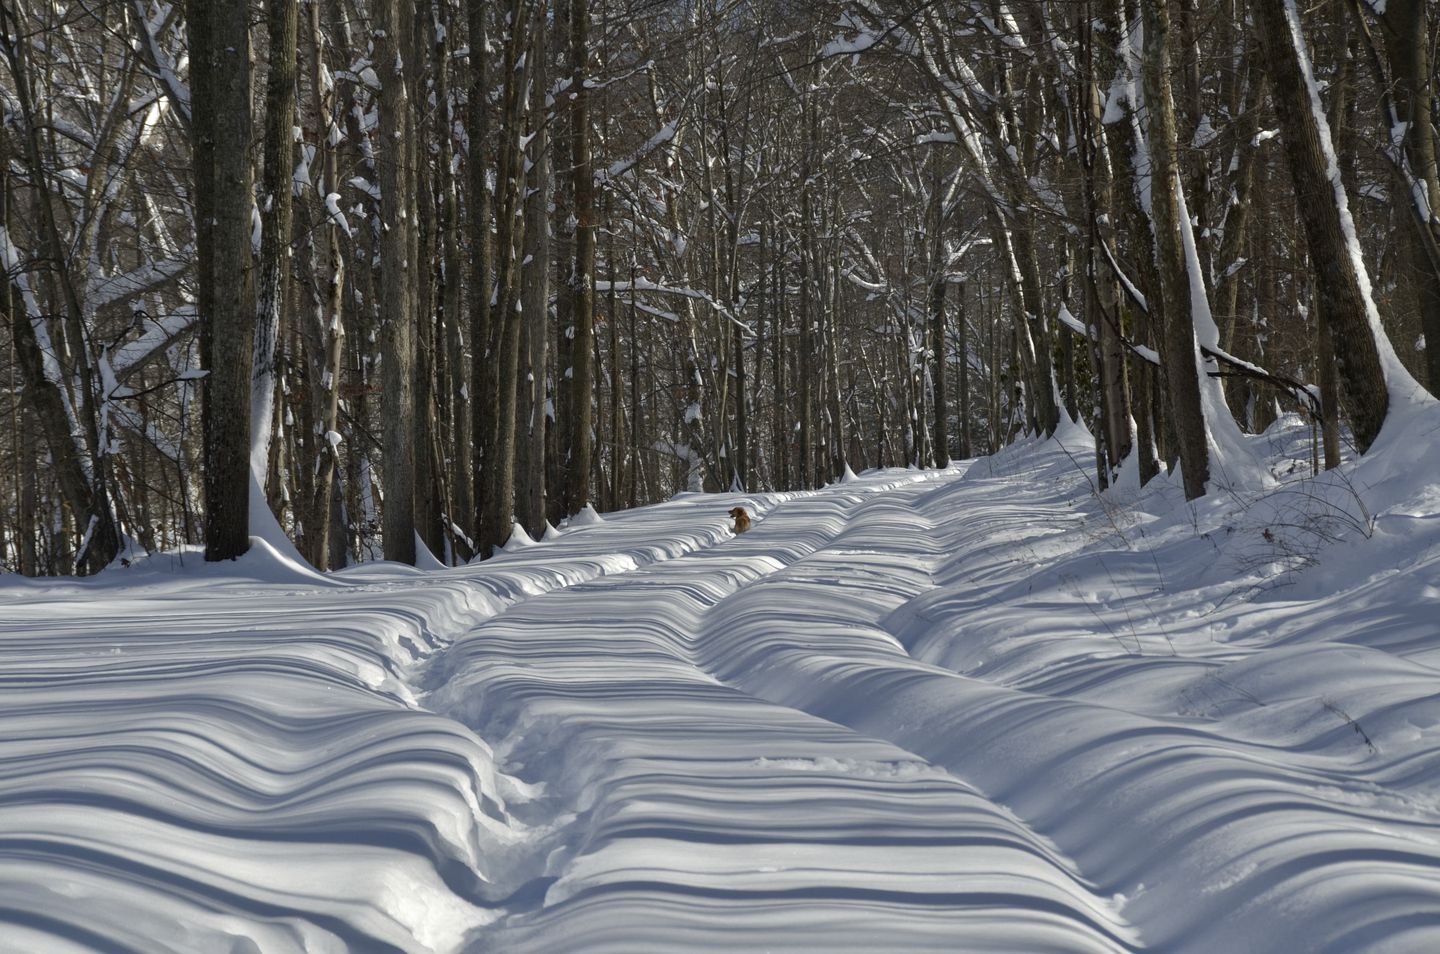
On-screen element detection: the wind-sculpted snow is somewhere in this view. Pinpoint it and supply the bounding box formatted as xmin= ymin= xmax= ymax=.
xmin=0 ymin=500 xmax=765 ymax=953
xmin=690 ymin=416 xmax=1440 ymax=954
xmin=8 ymin=412 xmax=1440 ymax=952
xmin=426 ymin=470 xmax=1141 ymax=953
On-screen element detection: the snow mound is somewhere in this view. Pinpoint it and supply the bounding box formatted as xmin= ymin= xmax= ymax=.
xmin=503 ymin=522 xmax=539 ymax=551
xmin=566 ymin=504 xmax=604 ymax=527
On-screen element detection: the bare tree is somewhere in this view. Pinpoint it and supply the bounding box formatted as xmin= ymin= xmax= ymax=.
xmin=375 ymin=0 xmax=417 ymax=563
xmin=253 ymin=0 xmax=299 ymax=513
xmin=189 ymin=0 xmax=255 ymax=560
xmin=1141 ymin=0 xmax=1210 ymax=498
xmin=1254 ymin=0 xmax=1395 ymax=451
xmin=563 ymin=0 xmax=597 ymax=516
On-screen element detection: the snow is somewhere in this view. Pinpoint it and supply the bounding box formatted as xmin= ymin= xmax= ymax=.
xmin=1191 ymin=113 xmax=1218 ymax=148
xmin=7 ymin=412 xmax=1440 ymax=951
xmin=598 ymin=121 xmax=677 ymax=185
xmin=1175 ymin=180 xmax=1270 ymax=493
xmin=325 ymin=192 xmax=354 ymax=236
xmin=566 ymin=503 xmax=604 ymax=527
xmin=502 ymin=522 xmax=538 ymax=550
xmin=820 ymin=16 xmax=881 ymax=59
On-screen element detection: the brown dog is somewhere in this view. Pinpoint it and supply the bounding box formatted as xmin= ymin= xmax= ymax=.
xmin=729 ymin=506 xmax=752 ymax=534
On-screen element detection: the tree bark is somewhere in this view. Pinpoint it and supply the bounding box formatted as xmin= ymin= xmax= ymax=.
xmin=564 ymin=0 xmax=596 ymax=515
xmin=190 ymin=0 xmax=255 ymax=560
xmin=468 ymin=0 xmax=493 ymax=543
xmin=375 ymin=0 xmax=417 ymax=563
xmin=436 ymin=4 xmax=470 ymax=557
xmin=478 ymin=0 xmax=532 ymax=555
xmin=1141 ymin=0 xmax=1210 ymax=499
xmin=1080 ymin=5 xmax=1132 ymax=476
xmin=517 ymin=10 xmax=551 ymax=538
xmin=253 ymin=0 xmax=299 ymax=521
xmin=301 ymin=0 xmax=347 ymax=570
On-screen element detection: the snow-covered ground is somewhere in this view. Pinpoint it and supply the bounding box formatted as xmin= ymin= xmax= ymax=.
xmin=5 ymin=411 xmax=1440 ymax=953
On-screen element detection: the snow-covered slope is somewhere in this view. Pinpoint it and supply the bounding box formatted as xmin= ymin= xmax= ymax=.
xmin=4 ymin=412 xmax=1440 ymax=953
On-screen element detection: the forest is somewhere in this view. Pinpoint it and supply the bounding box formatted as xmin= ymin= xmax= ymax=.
xmin=1 ymin=0 xmax=1437 ymax=575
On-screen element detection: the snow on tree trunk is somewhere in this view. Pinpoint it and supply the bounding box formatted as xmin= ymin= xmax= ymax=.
xmin=1140 ymin=0 xmax=1211 ymax=500
xmin=252 ymin=0 xmax=299 ymax=529
xmin=1174 ymin=183 xmax=1268 ymax=491
xmin=1255 ymin=0 xmax=1430 ymax=454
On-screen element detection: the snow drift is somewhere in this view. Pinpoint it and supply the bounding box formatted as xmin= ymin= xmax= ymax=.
xmin=4 ymin=410 xmax=1440 ymax=952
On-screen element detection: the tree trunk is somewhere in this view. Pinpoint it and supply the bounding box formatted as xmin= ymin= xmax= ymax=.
xmin=564 ymin=0 xmax=596 ymax=516
xmin=517 ymin=11 xmax=550 ymax=538
xmin=253 ymin=0 xmax=298 ymax=519
xmin=375 ymin=0 xmax=416 ymax=563
xmin=1255 ymin=0 xmax=1391 ymax=451
xmin=957 ymin=280 xmax=972 ymax=460
xmin=468 ymin=0 xmax=493 ymax=543
xmin=478 ymin=0 xmax=532 ymax=555
xmin=1087 ymin=91 xmax=1132 ymax=474
xmin=1316 ymin=292 xmax=1343 ymax=469
xmin=302 ymin=0 xmax=347 ymax=570
xmin=412 ymin=13 xmax=445 ymax=560
xmin=926 ymin=169 xmax=949 ymax=467
xmin=1378 ymin=0 xmax=1440 ymax=395
xmin=1217 ymin=71 xmax=1266 ymax=425
xmin=1141 ymin=0 xmax=1210 ymax=498
xmin=436 ymin=4 xmax=470 ymax=557
xmin=190 ymin=0 xmax=255 ymax=560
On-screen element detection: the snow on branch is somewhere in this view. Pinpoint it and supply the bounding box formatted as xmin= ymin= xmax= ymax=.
xmin=87 ymin=256 xmax=192 ymax=313
xmin=128 ymin=0 xmax=192 ymax=132
xmin=1055 ymin=293 xmax=1320 ymax=417
xmin=597 ymin=121 xmax=677 ymax=186
xmin=111 ymin=306 xmax=199 ymax=381
xmin=597 ymin=278 xmax=755 ymax=336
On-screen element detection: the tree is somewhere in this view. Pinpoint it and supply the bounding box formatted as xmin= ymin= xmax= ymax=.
xmin=190 ymin=0 xmax=255 ymax=561
xmin=1254 ymin=0 xmax=1397 ymax=451
xmin=563 ymin=0 xmax=597 ymax=516
xmin=7 ymin=0 xmax=1439 ymax=574
xmin=1369 ymin=0 xmax=1440 ymax=396
xmin=375 ymin=0 xmax=417 ymax=563
xmin=1141 ymin=0 xmax=1210 ymax=498
xmin=477 ymin=0 xmax=535 ymax=557
xmin=253 ymin=0 xmax=299 ymax=514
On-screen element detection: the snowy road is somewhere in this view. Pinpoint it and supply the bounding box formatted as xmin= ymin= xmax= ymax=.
xmin=5 ymin=420 xmax=1440 ymax=952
